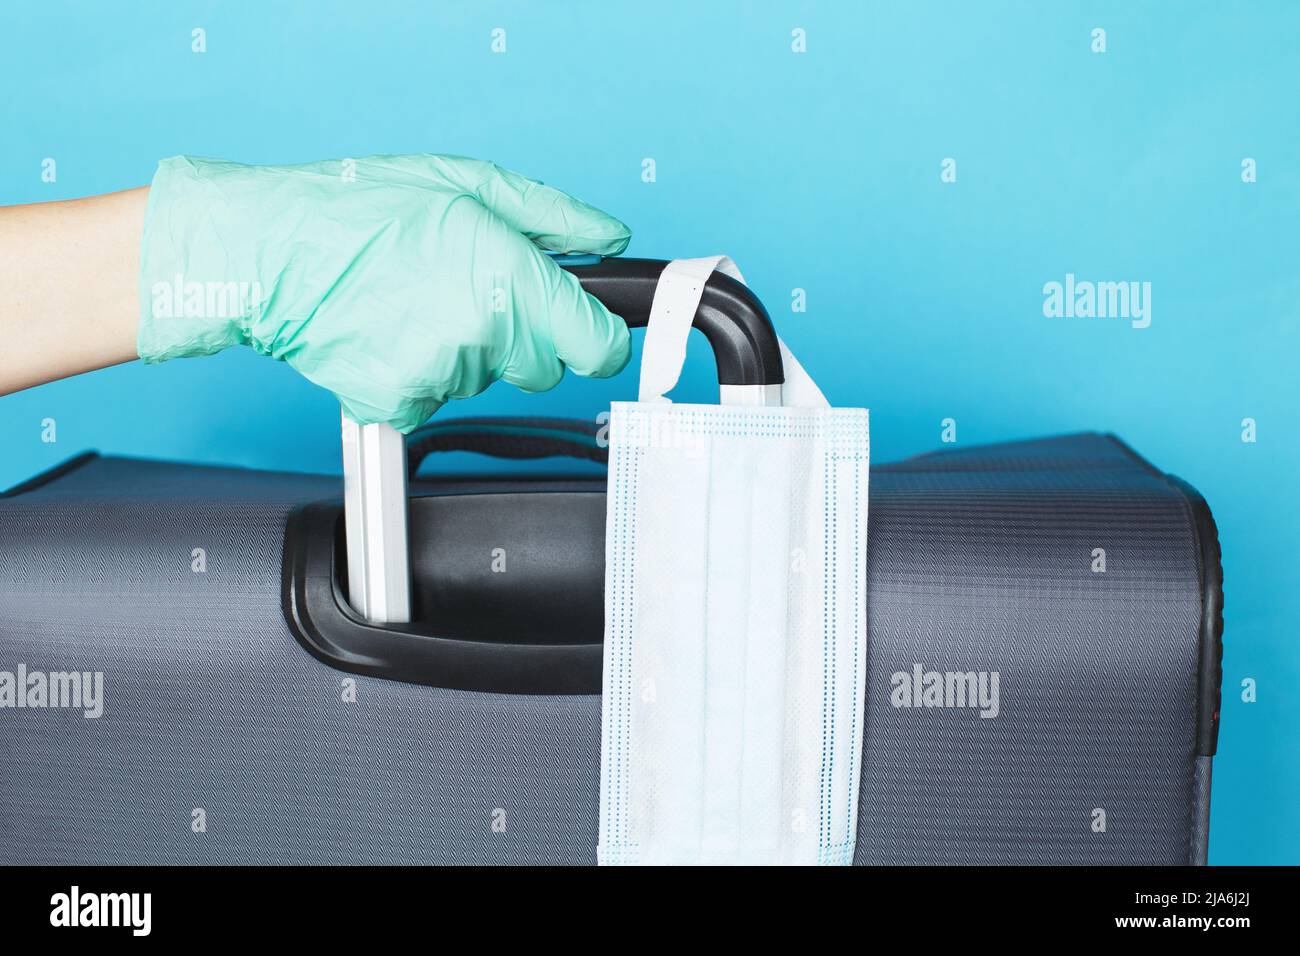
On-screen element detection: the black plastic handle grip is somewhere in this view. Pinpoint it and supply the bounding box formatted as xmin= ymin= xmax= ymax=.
xmin=405 ymin=417 xmax=607 ymax=477
xmin=561 ymin=257 xmax=784 ymax=387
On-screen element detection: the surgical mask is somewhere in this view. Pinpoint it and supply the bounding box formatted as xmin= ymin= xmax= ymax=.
xmin=598 ymin=257 xmax=870 ymax=865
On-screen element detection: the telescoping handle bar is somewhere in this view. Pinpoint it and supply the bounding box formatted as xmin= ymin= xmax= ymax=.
xmin=341 ymin=256 xmax=786 ymax=624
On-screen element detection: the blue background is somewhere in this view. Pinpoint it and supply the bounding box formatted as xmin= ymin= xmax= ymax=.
xmin=1 ymin=2 xmax=1295 ymax=863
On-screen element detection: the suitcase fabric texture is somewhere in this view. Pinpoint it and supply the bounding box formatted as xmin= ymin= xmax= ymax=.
xmin=0 ymin=425 xmax=1221 ymax=865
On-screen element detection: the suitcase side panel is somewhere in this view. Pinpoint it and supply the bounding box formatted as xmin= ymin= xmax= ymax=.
xmin=0 ymin=435 xmax=1215 ymax=865
xmin=0 ymin=458 xmax=600 ymax=865
xmin=856 ymin=434 xmax=1208 ymax=864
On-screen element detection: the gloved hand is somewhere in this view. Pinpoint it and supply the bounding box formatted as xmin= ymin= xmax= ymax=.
xmin=137 ymin=154 xmax=632 ymax=432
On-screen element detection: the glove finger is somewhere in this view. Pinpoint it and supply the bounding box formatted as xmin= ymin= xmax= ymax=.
xmin=535 ymin=251 xmax=631 ymax=379
xmin=497 ymin=242 xmax=623 ymax=390
xmin=429 ymin=156 xmax=631 ymax=256
xmin=496 ymin=241 xmax=630 ymax=385
xmin=500 ymin=312 xmax=566 ymax=393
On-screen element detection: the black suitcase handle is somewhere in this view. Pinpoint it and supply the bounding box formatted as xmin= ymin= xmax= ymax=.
xmin=288 ymin=257 xmax=783 ymax=695
xmin=405 ymin=417 xmax=607 ymax=476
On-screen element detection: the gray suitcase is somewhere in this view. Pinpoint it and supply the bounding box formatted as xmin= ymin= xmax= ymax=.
xmin=0 ymin=260 xmax=1222 ymax=865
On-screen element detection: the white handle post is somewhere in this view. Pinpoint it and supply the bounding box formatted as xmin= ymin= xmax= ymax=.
xmin=341 ymin=411 xmax=412 ymax=624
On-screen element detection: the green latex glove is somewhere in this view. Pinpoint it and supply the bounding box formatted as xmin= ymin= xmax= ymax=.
xmin=137 ymin=154 xmax=632 ymax=432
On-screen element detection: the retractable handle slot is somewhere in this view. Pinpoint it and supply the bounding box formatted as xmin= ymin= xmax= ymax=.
xmin=340 ymin=257 xmax=785 ymax=624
